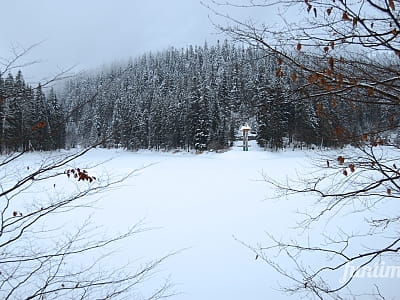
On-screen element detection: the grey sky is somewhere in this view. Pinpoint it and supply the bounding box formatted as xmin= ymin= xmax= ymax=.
xmin=0 ymin=0 xmax=226 ymax=83
xmin=0 ymin=1 xmax=284 ymax=84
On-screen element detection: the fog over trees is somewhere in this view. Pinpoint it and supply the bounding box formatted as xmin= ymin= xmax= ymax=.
xmin=63 ymin=41 xmax=399 ymax=151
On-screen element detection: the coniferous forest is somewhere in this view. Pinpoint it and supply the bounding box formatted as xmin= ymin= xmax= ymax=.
xmin=0 ymin=41 xmax=397 ymax=153
xmin=0 ymin=71 xmax=65 ymax=152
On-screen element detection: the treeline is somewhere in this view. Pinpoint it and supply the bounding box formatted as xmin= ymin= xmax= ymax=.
xmin=63 ymin=41 xmax=262 ymax=151
xmin=0 ymin=71 xmax=65 ymax=152
xmin=0 ymin=41 xmax=396 ymax=153
xmin=62 ymin=41 xmax=394 ymax=151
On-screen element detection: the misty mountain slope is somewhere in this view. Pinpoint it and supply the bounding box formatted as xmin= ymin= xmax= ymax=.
xmin=61 ymin=42 xmax=395 ymax=152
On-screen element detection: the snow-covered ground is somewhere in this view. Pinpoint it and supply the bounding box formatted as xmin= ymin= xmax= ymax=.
xmin=6 ymin=141 xmax=399 ymax=299
xmin=75 ymin=141 xmax=304 ymax=299
xmin=46 ymin=141 xmax=307 ymax=299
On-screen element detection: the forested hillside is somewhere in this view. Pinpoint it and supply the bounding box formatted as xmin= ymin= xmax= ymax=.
xmin=62 ymin=41 xmax=396 ymax=151
xmin=1 ymin=41 xmax=396 ymax=153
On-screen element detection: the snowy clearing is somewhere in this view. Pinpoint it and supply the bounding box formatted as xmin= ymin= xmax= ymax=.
xmin=72 ymin=141 xmax=303 ymax=300
xmin=7 ymin=141 xmax=399 ymax=299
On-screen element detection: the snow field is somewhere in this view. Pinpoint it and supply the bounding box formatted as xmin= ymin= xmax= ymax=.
xmin=4 ymin=142 xmax=399 ymax=299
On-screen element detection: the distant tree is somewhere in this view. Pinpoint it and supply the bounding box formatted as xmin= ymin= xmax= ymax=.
xmin=187 ymin=75 xmax=209 ymax=151
xmin=47 ymin=87 xmax=66 ymax=149
xmin=256 ymin=78 xmax=290 ymax=150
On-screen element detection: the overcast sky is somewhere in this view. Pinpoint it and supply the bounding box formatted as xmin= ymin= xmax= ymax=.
xmin=0 ymin=0 xmax=239 ymax=83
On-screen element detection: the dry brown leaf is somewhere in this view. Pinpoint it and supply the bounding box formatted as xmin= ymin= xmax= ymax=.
xmin=276 ymin=67 xmax=283 ymax=77
xmin=328 ymin=57 xmax=334 ymax=70
xmin=332 ymin=98 xmax=337 ymax=108
xmin=367 ymin=87 xmax=374 ymax=96
xmin=342 ymin=12 xmax=352 ymax=21
xmin=389 ymin=0 xmax=395 ymax=10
